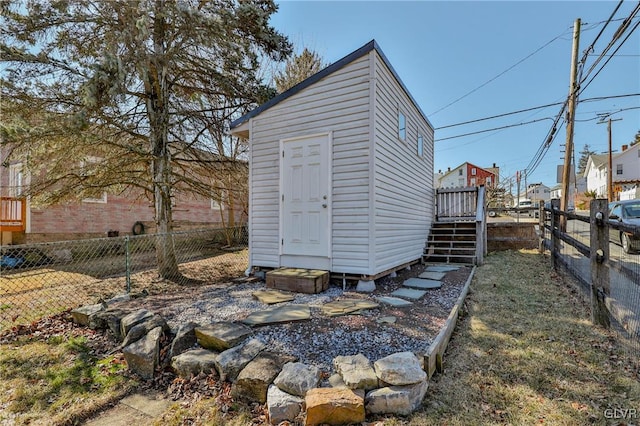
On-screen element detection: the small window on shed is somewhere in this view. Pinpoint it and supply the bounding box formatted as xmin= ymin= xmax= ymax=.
xmin=417 ymin=134 xmax=424 ymax=157
xmin=398 ymin=111 xmax=406 ymax=141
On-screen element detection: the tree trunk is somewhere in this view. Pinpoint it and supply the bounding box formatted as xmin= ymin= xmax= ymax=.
xmin=148 ymin=0 xmax=182 ymax=282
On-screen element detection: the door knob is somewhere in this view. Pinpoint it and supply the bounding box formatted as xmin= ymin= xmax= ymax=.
xmin=322 ymin=204 xmax=327 ymax=208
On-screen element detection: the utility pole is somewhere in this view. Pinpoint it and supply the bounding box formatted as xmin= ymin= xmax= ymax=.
xmin=561 ymin=18 xmax=581 ymax=224
xmin=598 ymin=117 xmax=622 ymax=202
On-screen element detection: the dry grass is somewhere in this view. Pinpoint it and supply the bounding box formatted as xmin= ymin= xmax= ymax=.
xmin=399 ymin=250 xmax=640 ymax=425
xmin=0 ymin=249 xmax=248 ymax=330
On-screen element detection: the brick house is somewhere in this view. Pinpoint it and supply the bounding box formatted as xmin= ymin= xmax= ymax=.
xmin=437 ymin=162 xmax=498 ymax=189
xmin=0 ymin=148 xmax=247 ymax=244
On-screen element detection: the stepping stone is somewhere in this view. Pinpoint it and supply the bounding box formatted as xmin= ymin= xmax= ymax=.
xmin=242 ymin=304 xmax=310 ymax=326
xmin=377 ymin=296 xmax=413 ymax=307
xmin=390 ymin=288 xmax=427 ymax=300
xmin=321 ymin=299 xmax=379 ymax=317
xmin=376 ymin=316 xmax=397 ymax=324
xmin=426 ymin=265 xmax=460 ymax=272
xmin=418 ymin=271 xmax=446 ymax=280
xmin=253 ymin=289 xmax=295 ymax=304
xmin=403 ymin=278 xmax=442 ymax=290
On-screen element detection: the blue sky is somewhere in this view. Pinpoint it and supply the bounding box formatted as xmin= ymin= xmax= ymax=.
xmin=270 ymin=1 xmax=639 ymax=190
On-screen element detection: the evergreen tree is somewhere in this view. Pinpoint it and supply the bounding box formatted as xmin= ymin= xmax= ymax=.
xmin=577 ymin=144 xmax=596 ymax=175
xmin=1 ymin=0 xmax=291 ymax=282
xmin=274 ymin=48 xmax=326 ymax=93
xmin=632 ymin=130 xmax=640 ymax=146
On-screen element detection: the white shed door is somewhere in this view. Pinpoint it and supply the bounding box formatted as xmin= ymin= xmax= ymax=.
xmin=281 ymin=134 xmax=330 ymax=257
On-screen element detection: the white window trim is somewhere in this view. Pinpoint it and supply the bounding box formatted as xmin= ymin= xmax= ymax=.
xmin=8 ymin=162 xmax=23 ymax=197
xmin=398 ymin=111 xmax=406 ymax=142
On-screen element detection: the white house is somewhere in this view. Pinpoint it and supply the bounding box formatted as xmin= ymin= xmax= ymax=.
xmin=584 ymin=144 xmax=640 ymax=200
xmin=231 ymin=40 xmax=434 ymax=278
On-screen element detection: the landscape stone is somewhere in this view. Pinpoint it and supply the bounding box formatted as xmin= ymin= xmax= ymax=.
xmin=333 ymin=354 xmax=378 ymax=390
xmin=374 ymin=352 xmax=427 ymax=386
xmin=390 ymin=288 xmax=427 ymax=300
xmin=426 ymin=265 xmax=460 ymax=272
xmin=365 ymin=377 xmax=429 ymax=416
xmin=121 ymin=314 xmax=169 ymax=348
xmin=103 ymin=293 xmax=131 ymax=305
xmin=377 ymin=316 xmax=397 ymax=324
xmin=273 ymin=362 xmax=321 ymax=397
xmin=321 ymin=299 xmax=379 ymax=317
xmin=169 ymin=322 xmax=199 ymax=359
xmin=242 ymin=304 xmax=310 ymax=326
xmin=328 ymin=373 xmax=346 ymax=388
xmin=93 ymin=307 xmax=131 ymax=339
xmin=252 ymin=289 xmax=295 ymax=304
xmin=355 ymin=280 xmax=375 ymax=292
xmin=195 ymin=322 xmax=252 ymax=351
xmin=266 ymin=385 xmax=303 ymax=425
xmin=403 ymin=278 xmax=442 ymax=290
xmin=123 ymin=326 xmax=163 ymax=379
xmin=171 ymin=348 xmax=218 ymax=379
xmin=304 ymin=387 xmax=365 ymax=426
xmin=231 ymin=351 xmax=297 ymax=403
xmin=377 ymin=296 xmax=413 ymax=307
xmin=418 ymin=271 xmax=446 ymax=280
xmin=215 ymin=338 xmax=266 ymax=382
xmin=120 ymin=309 xmax=154 ymax=339
xmin=71 ymin=303 xmax=105 ymax=327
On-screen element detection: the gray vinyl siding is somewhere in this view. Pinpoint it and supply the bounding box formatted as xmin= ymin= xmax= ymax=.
xmin=249 ymin=54 xmax=372 ymax=273
xmin=373 ymin=51 xmax=434 ymax=273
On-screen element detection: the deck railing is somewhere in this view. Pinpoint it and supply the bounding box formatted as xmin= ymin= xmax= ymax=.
xmin=435 ymin=186 xmax=487 ymax=265
xmin=0 ymin=197 xmax=26 ymax=232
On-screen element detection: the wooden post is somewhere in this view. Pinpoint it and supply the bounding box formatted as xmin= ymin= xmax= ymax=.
xmin=589 ymin=199 xmax=610 ymax=328
xmin=538 ymin=203 xmax=545 ymax=253
xmin=551 ymin=199 xmax=560 ymax=269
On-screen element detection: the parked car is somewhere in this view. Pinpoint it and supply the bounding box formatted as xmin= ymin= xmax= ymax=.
xmin=608 ymin=199 xmax=640 ymax=254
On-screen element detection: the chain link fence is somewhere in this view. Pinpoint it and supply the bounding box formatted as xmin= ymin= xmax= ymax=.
xmin=541 ymin=204 xmax=640 ymax=358
xmin=0 ymin=226 xmax=248 ymax=331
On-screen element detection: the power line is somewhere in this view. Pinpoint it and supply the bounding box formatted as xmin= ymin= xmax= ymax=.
xmin=434 ymin=117 xmax=555 ymax=142
xmin=580 ymin=18 xmax=640 ymax=95
xmin=433 ymin=93 xmax=639 ymax=131
xmin=428 ymin=29 xmax=571 ymax=116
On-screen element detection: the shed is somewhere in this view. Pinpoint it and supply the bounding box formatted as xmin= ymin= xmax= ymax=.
xmin=230 ymin=40 xmax=435 ymax=280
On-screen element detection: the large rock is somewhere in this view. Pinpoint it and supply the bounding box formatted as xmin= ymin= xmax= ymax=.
xmin=374 ymin=352 xmax=426 ymax=386
xmin=120 ymin=309 xmax=154 ymax=340
xmin=195 ymin=322 xmax=252 ymax=352
xmin=123 ymin=326 xmax=163 ymax=379
xmin=231 ymin=351 xmax=297 ymax=403
xmin=169 ymin=322 xmax=199 ymax=359
xmin=273 ymin=362 xmax=321 ymax=397
xmin=305 ymin=387 xmax=365 ymax=426
xmin=215 ymin=338 xmax=266 ymax=382
xmin=93 ymin=307 xmax=131 ymax=340
xmin=171 ymin=349 xmax=219 ymax=379
xmin=121 ymin=314 xmax=168 ymax=348
xmin=333 ymin=353 xmax=378 ymax=390
xmin=266 ymin=385 xmax=303 ymax=425
xmin=71 ymin=303 xmax=105 ymax=327
xmin=365 ymin=378 xmax=429 ymax=416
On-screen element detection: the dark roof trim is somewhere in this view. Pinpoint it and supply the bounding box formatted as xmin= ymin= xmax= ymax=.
xmin=230 ymin=39 xmax=433 ymax=130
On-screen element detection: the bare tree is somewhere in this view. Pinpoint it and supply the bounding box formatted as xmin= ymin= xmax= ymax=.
xmin=1 ymin=0 xmax=291 ymax=282
xmin=274 ymin=47 xmax=326 ymax=93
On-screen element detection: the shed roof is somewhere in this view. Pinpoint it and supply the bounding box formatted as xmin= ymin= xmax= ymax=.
xmin=230 ymin=39 xmax=433 ymax=131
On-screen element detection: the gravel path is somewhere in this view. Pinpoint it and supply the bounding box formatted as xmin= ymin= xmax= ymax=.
xmin=124 ymin=263 xmax=473 ymax=373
